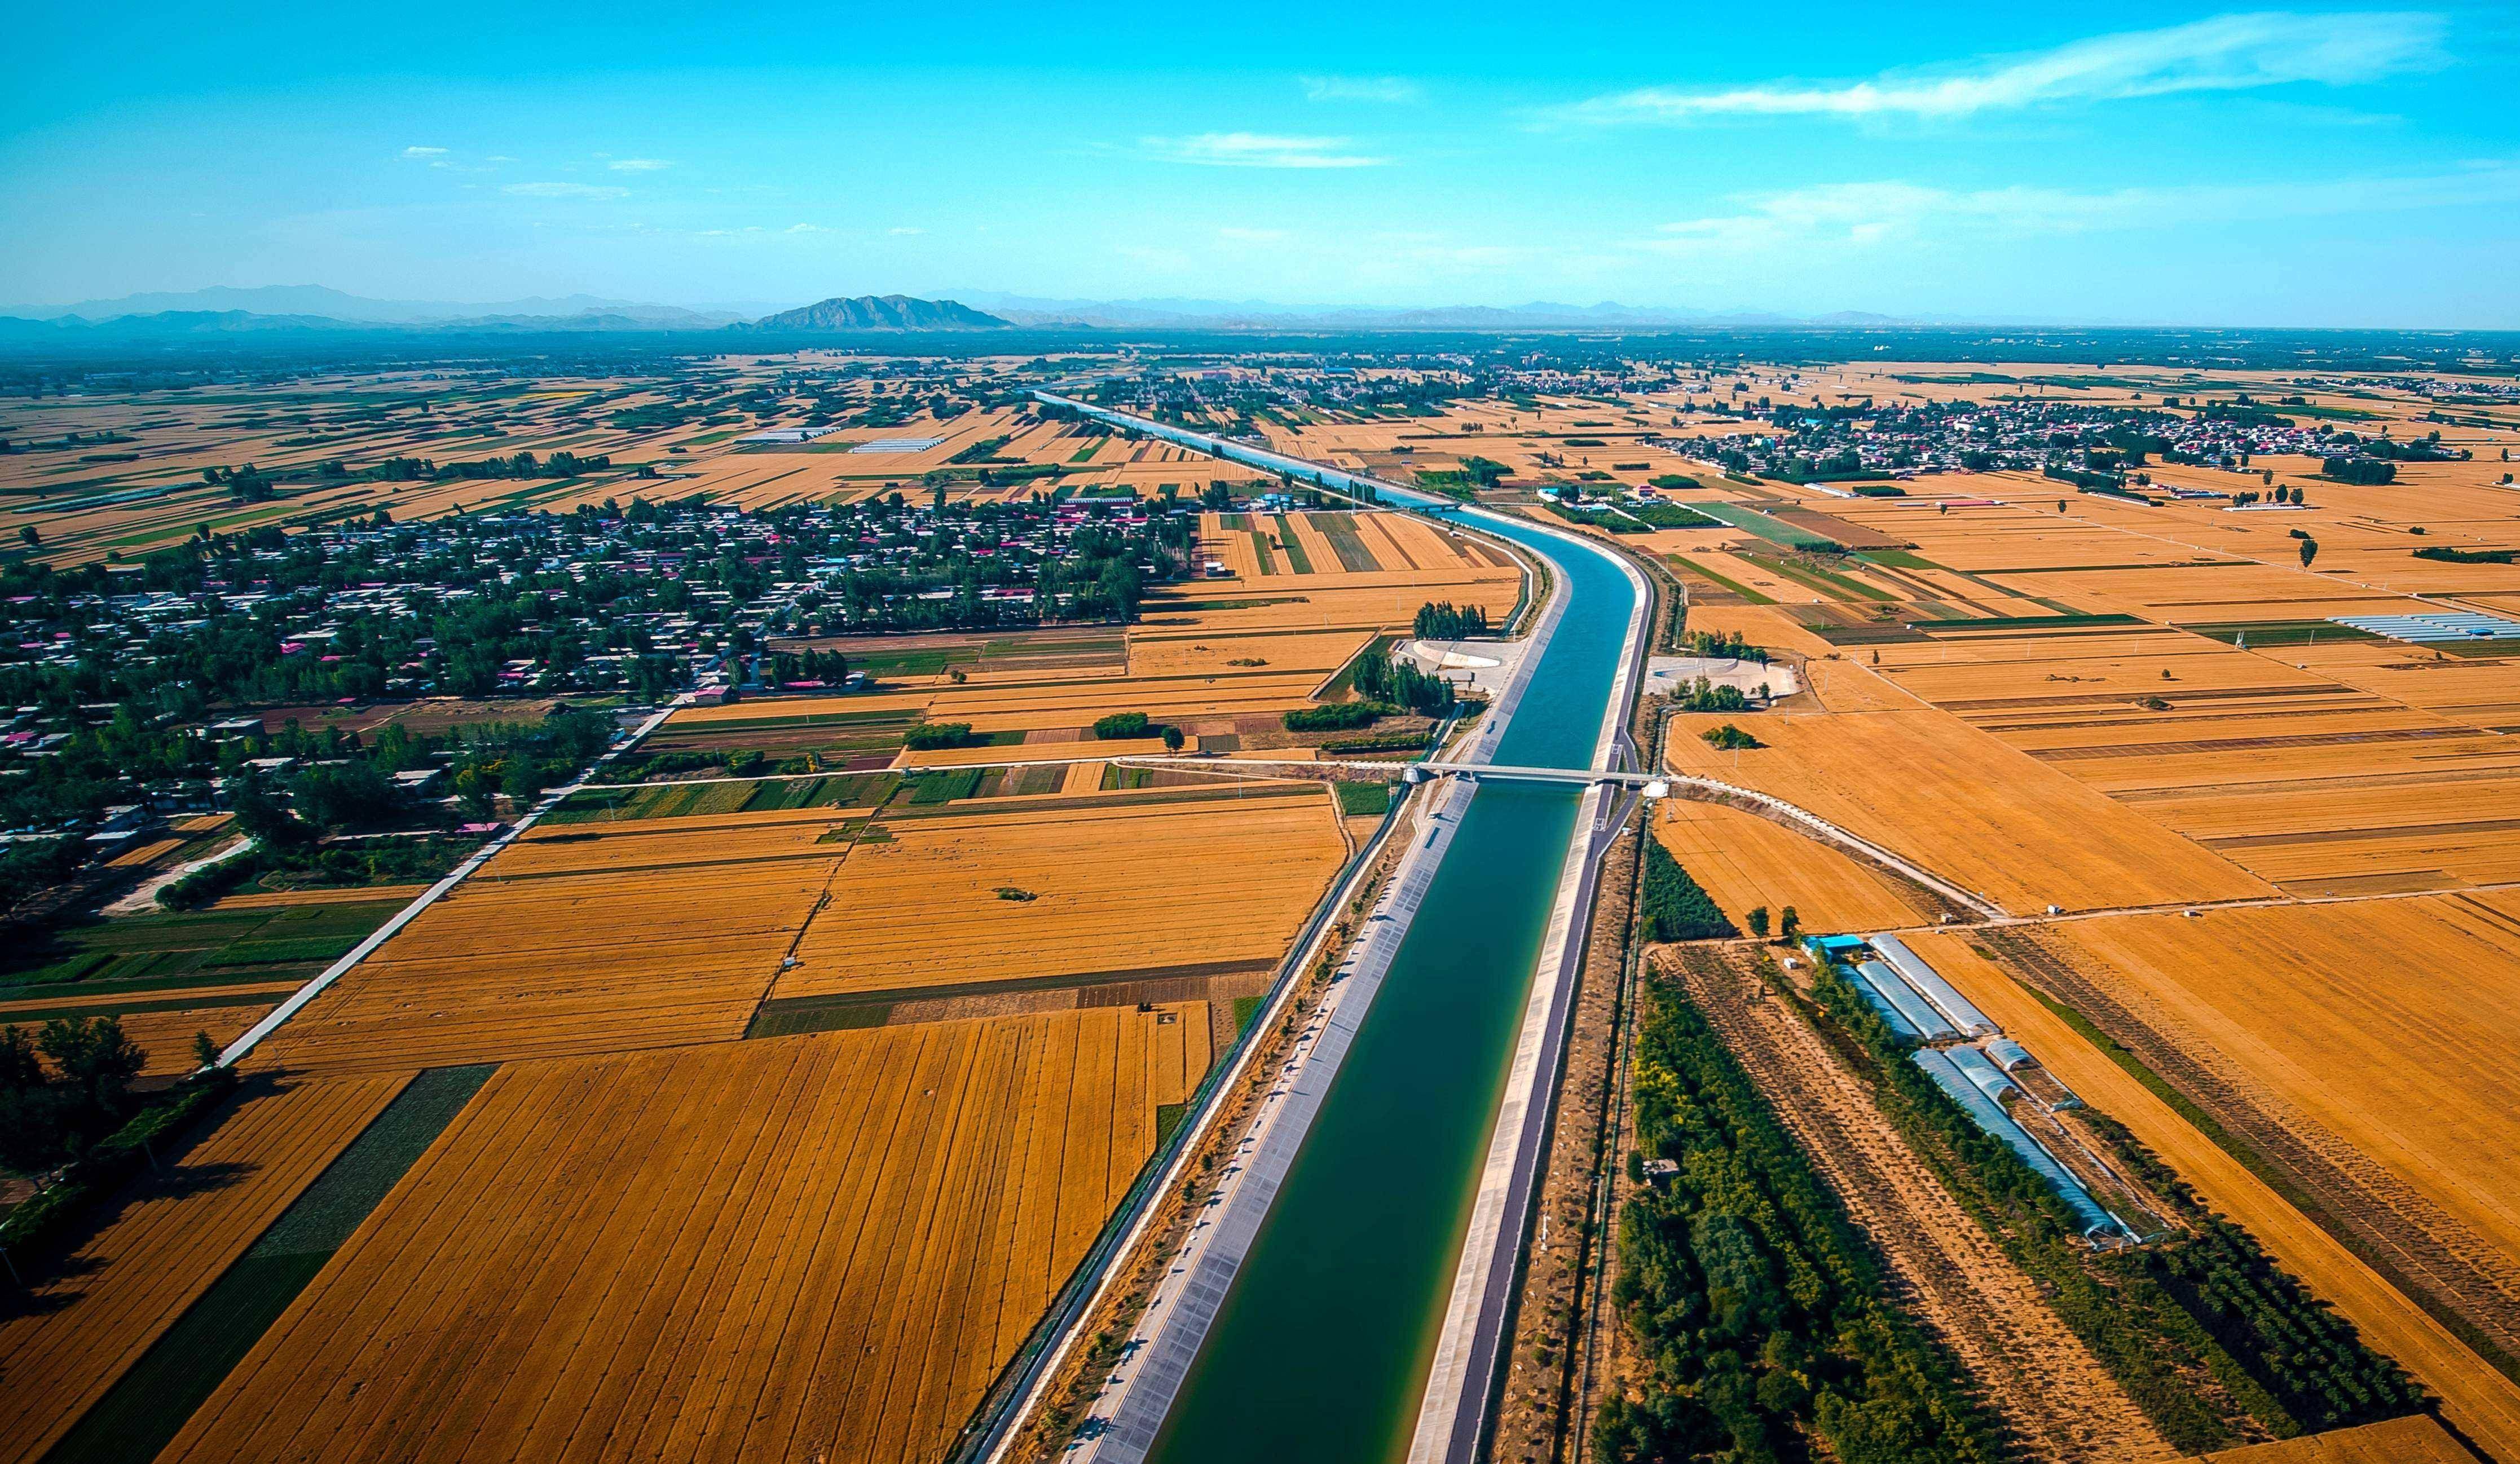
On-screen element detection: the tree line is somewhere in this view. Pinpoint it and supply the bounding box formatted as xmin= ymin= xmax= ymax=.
xmin=1597 ymin=978 xmax=2000 ymax=1463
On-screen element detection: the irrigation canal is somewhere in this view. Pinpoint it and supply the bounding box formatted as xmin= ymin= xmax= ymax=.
xmin=1039 ymin=397 xmax=1646 ymax=1464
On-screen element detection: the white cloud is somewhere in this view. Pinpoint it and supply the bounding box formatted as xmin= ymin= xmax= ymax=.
xmin=888 ymin=226 xmax=926 ymax=236
xmin=1140 ymin=133 xmax=1387 ymax=169
xmin=400 ymin=145 xmax=449 ymax=158
xmin=502 ymin=181 xmax=631 ymax=200
xmin=1559 ymin=11 xmax=2449 ymax=125
xmin=1637 ymin=158 xmax=2520 ymax=257
xmin=608 ymin=158 xmax=673 ymax=172
xmin=1218 ymin=226 xmax=1292 ymax=244
xmin=1301 ymin=74 xmax=1421 ymax=104
xmin=787 ymin=223 xmax=832 ymax=233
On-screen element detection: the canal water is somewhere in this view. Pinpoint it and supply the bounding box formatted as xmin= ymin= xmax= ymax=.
xmin=1045 ymin=398 xmax=1640 ymax=1463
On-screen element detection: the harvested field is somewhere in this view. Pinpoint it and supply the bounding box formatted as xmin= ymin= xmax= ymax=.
xmin=777 ymin=788 xmax=1344 ymax=998
xmin=0 ymin=1073 xmax=411 ymax=1464
xmin=1651 ymin=797 xmax=1936 ymax=933
xmin=253 ymin=808 xmax=865 ymax=1074
xmin=1661 ymin=946 xmax=2175 ymax=1462
xmin=2183 ymin=1412 xmax=2474 ymax=1462
xmin=1907 ymin=929 xmax=2520 ymax=1463
xmin=1988 ymin=898 xmax=2520 ymax=1358
xmin=165 ymin=1010 xmax=1190 ymax=1464
xmin=1660 ymin=708 xmax=2272 ymax=913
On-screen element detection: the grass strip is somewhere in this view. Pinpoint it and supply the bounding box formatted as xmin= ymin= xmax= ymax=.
xmin=1735 ymin=549 xmax=1894 ymax=602
xmin=1664 ymin=554 xmax=1774 ymax=606
xmin=1271 ymin=514 xmax=1315 ymax=573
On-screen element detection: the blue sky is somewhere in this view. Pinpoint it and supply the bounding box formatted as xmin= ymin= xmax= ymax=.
xmin=6 ymin=3 xmax=2517 ymax=325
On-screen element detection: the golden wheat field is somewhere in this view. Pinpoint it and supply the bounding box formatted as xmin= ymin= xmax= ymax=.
xmin=776 ymin=787 xmax=1346 ymax=999
xmin=253 ymin=809 xmax=857 ymax=1074
xmin=161 ymin=1011 xmax=1188 ymax=1464
xmin=0 ymin=1074 xmax=412 ymax=1464
xmin=1910 ymin=929 xmax=2520 ymax=1463
xmin=1652 ymin=798 xmax=1934 ymax=934
xmin=1660 ymin=707 xmax=2272 ymax=913
xmin=2032 ymin=894 xmax=2520 ymax=1272
xmin=1859 ymin=625 xmax=2520 ymax=896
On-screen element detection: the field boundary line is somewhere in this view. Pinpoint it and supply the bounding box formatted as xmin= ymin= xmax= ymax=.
xmin=211 ymin=699 xmax=686 ymax=1069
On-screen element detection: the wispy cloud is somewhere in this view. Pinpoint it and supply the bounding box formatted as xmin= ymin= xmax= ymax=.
xmin=888 ymin=226 xmax=926 ymax=236
xmin=1636 ymin=159 xmax=2520 ymax=257
xmin=607 ymin=157 xmax=673 ymax=172
xmin=1139 ymin=133 xmax=1388 ymax=169
xmin=1559 ymin=11 xmax=2449 ymax=125
xmin=1218 ymin=226 xmax=1292 ymax=244
xmin=400 ymin=145 xmax=449 ymax=158
xmin=1301 ymin=74 xmax=1421 ymax=104
xmin=502 ymin=181 xmax=630 ymax=200
xmin=787 ymin=222 xmax=832 ymax=233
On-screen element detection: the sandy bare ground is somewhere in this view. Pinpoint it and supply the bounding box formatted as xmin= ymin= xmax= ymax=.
xmin=1663 ymin=945 xmax=2180 ymax=1463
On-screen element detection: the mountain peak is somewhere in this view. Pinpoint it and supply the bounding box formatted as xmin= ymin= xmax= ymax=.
xmin=746 ymin=295 xmax=1011 ymax=332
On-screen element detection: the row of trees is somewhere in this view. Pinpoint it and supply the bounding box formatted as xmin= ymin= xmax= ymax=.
xmin=1598 ymin=981 xmax=1999 ymax=1463
xmin=1684 ymin=629 xmax=1769 ymax=664
xmin=763 ymin=648 xmax=853 ymax=685
xmin=2320 ymin=456 xmax=2397 ymax=485
xmin=1638 ymin=835 xmax=1737 ymax=941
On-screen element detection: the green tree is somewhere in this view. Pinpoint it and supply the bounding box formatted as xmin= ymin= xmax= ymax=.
xmin=1746 ymin=906 xmax=1771 ymax=938
xmin=39 ymin=1016 xmax=147 ymax=1115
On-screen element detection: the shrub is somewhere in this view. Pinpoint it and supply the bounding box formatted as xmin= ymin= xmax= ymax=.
xmin=902 ymin=721 xmax=973 ymax=750
xmin=1628 ymin=502 xmax=1721 ymax=528
xmin=1284 ymin=701 xmax=1392 ymax=732
xmin=1702 ymin=724 xmax=1763 ymax=751
xmin=1675 ymin=677 xmax=1751 ymax=713
xmin=0 ymin=1064 xmax=239 ymax=1266
xmin=1092 ymin=711 xmax=1152 ymax=739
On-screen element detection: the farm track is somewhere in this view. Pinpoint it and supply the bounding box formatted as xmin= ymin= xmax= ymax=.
xmin=1981 ymin=928 xmax=2520 ymax=1365
xmin=1664 ymin=945 xmax=2179 ymax=1464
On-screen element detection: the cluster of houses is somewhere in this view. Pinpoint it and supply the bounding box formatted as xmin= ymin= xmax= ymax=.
xmin=3 ymin=488 xmax=1188 ymax=837
xmin=1670 ymin=396 xmax=2343 ymax=488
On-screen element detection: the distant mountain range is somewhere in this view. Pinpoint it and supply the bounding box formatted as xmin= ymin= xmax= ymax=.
xmin=6 ymin=284 xmax=753 ymax=328
xmin=955 ymin=293 xmax=1941 ymax=330
xmin=0 ymin=285 xmax=2006 ymax=345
